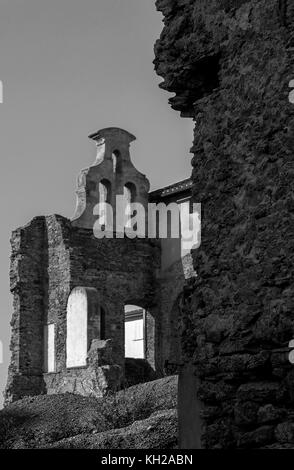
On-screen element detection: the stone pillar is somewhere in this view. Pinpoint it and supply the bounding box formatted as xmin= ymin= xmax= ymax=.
xmin=5 ymin=217 xmax=47 ymax=404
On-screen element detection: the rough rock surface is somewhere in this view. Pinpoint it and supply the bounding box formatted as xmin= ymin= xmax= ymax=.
xmin=44 ymin=409 xmax=177 ymax=450
xmin=0 ymin=376 xmax=177 ymax=449
xmin=154 ymin=0 xmax=294 ymax=448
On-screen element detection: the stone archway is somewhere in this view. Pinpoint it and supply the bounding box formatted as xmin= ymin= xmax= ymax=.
xmin=66 ymin=287 xmax=105 ymax=368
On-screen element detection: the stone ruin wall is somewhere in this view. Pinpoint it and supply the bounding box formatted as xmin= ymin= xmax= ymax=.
xmin=5 ymin=120 xmax=199 ymax=406
xmin=155 ymin=0 xmax=294 ymax=448
xmin=5 ymin=204 xmax=192 ymax=403
xmin=5 ymin=214 xmax=161 ymax=404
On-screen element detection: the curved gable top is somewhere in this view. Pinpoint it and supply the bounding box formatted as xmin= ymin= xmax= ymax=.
xmin=88 ymin=127 xmax=136 ymax=144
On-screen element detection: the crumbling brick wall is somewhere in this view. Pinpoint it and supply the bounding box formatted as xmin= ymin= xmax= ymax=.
xmin=155 ymin=0 xmax=294 ymax=448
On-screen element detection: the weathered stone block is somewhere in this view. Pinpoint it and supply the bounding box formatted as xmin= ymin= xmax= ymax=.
xmin=234 ymin=401 xmax=258 ymax=427
xmin=275 ymin=422 xmax=294 ymax=444
xmin=238 ymin=425 xmax=275 ymax=448
xmin=87 ymin=339 xmax=114 ymax=367
xmin=237 ymin=382 xmax=280 ymax=403
xmin=257 ymin=404 xmax=286 ymax=425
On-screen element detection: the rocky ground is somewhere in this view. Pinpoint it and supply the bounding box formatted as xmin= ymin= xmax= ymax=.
xmin=0 ymin=376 xmax=177 ymax=449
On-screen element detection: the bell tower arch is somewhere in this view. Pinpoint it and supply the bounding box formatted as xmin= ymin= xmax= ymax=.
xmin=72 ymin=127 xmax=150 ymax=231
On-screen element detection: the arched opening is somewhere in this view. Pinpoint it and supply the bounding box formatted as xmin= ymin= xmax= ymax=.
xmin=112 ymin=149 xmax=120 ymax=173
xmin=124 ymin=305 xmax=145 ymax=359
xmin=123 ymin=182 xmax=137 ymax=229
xmin=124 ymin=182 xmax=136 ymax=201
xmin=98 ymin=179 xmax=111 ymax=227
xmin=66 ymin=287 xmax=107 ymax=368
xmin=124 ymin=304 xmax=157 ymax=386
xmin=99 ymin=179 xmax=111 ymax=202
xmin=66 ymin=287 xmax=88 ymax=368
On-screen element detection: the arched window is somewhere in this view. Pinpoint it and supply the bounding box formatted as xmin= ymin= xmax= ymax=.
xmin=66 ymin=287 xmax=88 ymax=368
xmin=112 ymin=150 xmax=120 ymax=173
xmin=98 ymin=179 xmax=111 ymax=227
xmin=66 ymin=287 xmax=108 ymax=369
xmin=99 ymin=179 xmax=111 ymax=203
xmin=123 ymin=182 xmax=136 ymax=228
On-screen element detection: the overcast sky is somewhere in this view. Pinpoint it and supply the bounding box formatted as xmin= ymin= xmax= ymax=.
xmin=0 ymin=0 xmax=193 ymax=406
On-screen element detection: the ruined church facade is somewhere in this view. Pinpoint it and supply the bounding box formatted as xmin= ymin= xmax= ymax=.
xmin=5 ymin=127 xmax=197 ymax=404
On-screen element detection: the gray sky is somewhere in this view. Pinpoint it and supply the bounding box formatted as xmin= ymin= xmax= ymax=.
xmin=0 ymin=0 xmax=193 ymax=406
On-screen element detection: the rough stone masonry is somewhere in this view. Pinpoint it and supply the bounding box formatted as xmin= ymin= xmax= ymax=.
xmin=154 ymin=0 xmax=294 ymax=448
xmin=5 ymin=127 xmax=195 ymax=405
